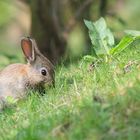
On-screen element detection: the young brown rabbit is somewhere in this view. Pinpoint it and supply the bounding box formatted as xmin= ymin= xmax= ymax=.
xmin=0 ymin=37 xmax=54 ymax=102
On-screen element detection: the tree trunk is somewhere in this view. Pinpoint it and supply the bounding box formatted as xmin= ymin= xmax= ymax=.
xmin=30 ymin=0 xmax=66 ymax=64
xmin=29 ymin=0 xmax=97 ymax=64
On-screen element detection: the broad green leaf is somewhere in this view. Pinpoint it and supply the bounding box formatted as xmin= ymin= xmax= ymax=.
xmin=94 ymin=17 xmax=107 ymax=34
xmin=84 ymin=18 xmax=115 ymax=56
xmin=84 ymin=19 xmax=107 ymax=55
xmin=106 ymin=29 xmax=115 ymax=46
xmin=124 ymin=30 xmax=140 ymax=37
xmin=84 ymin=19 xmax=94 ymax=31
xmin=110 ymin=36 xmax=140 ymax=55
xmin=94 ymin=18 xmax=115 ymax=47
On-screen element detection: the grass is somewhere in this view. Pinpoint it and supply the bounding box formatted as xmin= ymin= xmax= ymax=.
xmin=0 ymin=42 xmax=140 ymax=140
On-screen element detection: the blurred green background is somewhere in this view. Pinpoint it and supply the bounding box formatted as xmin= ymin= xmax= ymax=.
xmin=0 ymin=0 xmax=140 ymax=65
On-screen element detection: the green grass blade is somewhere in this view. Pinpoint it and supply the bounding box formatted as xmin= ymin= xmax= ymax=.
xmin=110 ymin=36 xmax=140 ymax=55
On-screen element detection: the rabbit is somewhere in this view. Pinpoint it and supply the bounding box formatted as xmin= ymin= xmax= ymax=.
xmin=0 ymin=37 xmax=54 ymax=103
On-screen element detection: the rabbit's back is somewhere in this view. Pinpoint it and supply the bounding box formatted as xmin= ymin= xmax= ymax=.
xmin=0 ymin=64 xmax=29 ymax=99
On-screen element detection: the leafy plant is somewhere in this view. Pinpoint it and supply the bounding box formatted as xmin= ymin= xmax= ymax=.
xmin=84 ymin=18 xmax=115 ymax=56
xmin=84 ymin=18 xmax=140 ymax=62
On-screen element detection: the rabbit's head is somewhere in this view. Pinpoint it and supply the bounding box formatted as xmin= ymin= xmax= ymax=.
xmin=21 ymin=37 xmax=54 ymax=87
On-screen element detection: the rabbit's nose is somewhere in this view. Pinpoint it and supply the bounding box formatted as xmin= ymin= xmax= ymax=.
xmin=27 ymin=36 xmax=31 ymax=39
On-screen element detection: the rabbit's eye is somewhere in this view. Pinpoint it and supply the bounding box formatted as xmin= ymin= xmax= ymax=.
xmin=40 ymin=68 xmax=47 ymax=76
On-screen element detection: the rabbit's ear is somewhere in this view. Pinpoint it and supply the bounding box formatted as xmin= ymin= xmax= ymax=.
xmin=21 ymin=37 xmax=35 ymax=63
